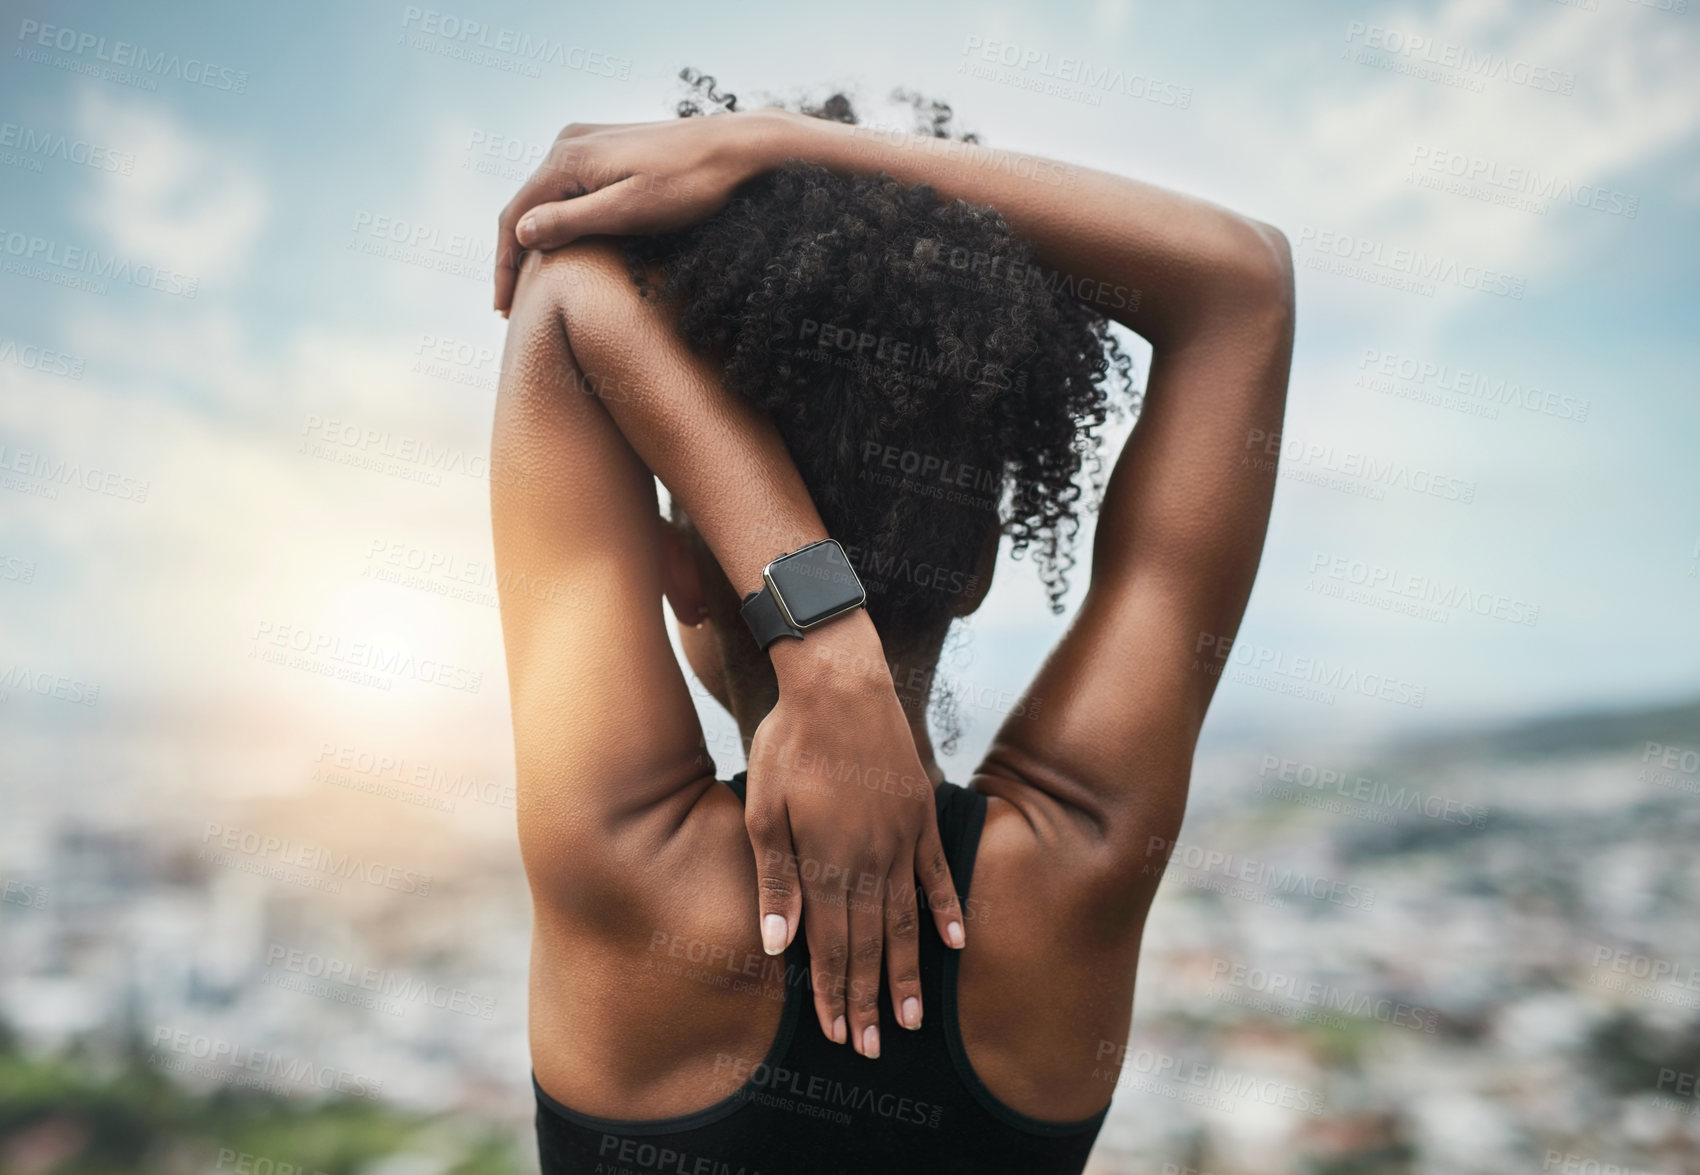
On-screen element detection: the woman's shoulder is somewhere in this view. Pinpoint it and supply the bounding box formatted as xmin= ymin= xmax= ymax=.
xmin=528 ymin=776 xmax=793 ymax=1119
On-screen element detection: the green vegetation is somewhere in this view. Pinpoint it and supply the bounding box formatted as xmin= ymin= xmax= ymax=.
xmin=0 ymin=1030 xmax=530 ymax=1175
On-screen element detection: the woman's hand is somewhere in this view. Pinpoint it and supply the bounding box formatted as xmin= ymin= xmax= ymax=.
xmin=745 ymin=639 xmax=965 ymax=1059
xmin=494 ymin=110 xmax=784 ymax=314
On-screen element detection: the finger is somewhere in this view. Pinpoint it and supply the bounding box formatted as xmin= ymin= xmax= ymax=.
xmin=494 ymin=229 xmax=521 ymax=316
xmin=514 ymin=178 xmax=663 ymax=251
xmin=493 ymin=143 xmax=603 ymax=313
xmin=746 ymin=804 xmax=802 ymax=956
xmin=845 ymin=853 xmax=886 ymax=1059
xmin=802 ymin=870 xmax=850 ymax=1047
xmin=884 ymin=860 xmax=924 ymax=1032
xmin=494 ymin=182 xmax=559 ymax=314
xmin=494 ymin=181 xmax=622 ymax=315
xmin=493 ymin=200 xmax=535 ymax=315
xmin=916 ymin=818 xmax=966 ymax=949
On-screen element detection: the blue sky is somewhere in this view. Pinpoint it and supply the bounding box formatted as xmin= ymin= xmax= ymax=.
xmin=2 ymin=0 xmax=1697 ymax=789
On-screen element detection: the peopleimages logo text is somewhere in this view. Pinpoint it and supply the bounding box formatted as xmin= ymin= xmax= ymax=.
xmin=1296 ymin=226 xmax=1524 ymax=300
xmin=398 ymin=7 xmax=631 ymax=78
xmin=1343 ymin=21 xmax=1575 ymax=94
xmin=960 ymin=35 xmax=1193 ymax=108
xmin=0 ymin=122 xmax=136 ymax=174
xmin=0 ymin=228 xmax=199 ymax=298
xmin=202 ymin=822 xmax=432 ymax=896
xmin=15 ymin=20 xmax=249 ymax=92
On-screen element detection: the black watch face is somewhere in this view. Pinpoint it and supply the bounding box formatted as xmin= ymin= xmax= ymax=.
xmin=768 ymin=541 xmax=866 ymax=628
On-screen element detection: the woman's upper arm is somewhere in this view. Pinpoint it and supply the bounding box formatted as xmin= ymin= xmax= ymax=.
xmin=977 ymin=225 xmax=1295 ymax=862
xmin=492 ymin=246 xmax=710 ymax=878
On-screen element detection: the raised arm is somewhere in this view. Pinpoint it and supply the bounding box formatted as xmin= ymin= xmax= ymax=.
xmin=755 ymin=111 xmax=1293 ymax=1116
xmin=753 ymin=110 xmax=1292 ymax=699
xmin=768 ymin=112 xmax=1294 ymax=810
xmin=495 ymin=239 xmax=964 ymax=1062
xmin=753 ymin=112 xmax=1294 ymax=1017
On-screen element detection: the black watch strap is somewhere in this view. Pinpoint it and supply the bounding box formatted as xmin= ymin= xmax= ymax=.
xmin=740 ymin=586 xmax=803 ymax=650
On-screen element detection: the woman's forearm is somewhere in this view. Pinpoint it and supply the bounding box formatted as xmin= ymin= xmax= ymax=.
xmin=747 ymin=107 xmax=1286 ymax=347
xmin=552 ymin=241 xmax=888 ymax=688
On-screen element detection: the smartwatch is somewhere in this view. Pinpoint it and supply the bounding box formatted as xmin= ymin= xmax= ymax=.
xmin=739 ymin=539 xmax=867 ymax=650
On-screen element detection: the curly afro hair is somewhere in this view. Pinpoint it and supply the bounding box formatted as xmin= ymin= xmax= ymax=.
xmin=624 ymin=71 xmax=1140 ymax=655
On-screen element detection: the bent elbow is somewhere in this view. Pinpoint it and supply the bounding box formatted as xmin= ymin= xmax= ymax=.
xmin=1257 ymin=221 xmax=1295 ymax=301
xmin=1219 ymin=216 xmax=1294 ymax=328
xmin=1177 ymin=214 xmax=1295 ymax=341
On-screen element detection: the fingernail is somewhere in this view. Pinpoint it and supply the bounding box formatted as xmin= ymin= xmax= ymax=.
xmin=517 ymin=215 xmax=537 ymax=246
xmin=761 ymin=914 xmax=787 ymax=956
xmin=947 ymin=921 xmax=965 ymax=949
xmin=832 ymin=1016 xmax=847 ymax=1045
xmin=863 ymin=1025 xmax=880 ymax=1058
xmin=902 ymin=997 xmax=921 ymax=1029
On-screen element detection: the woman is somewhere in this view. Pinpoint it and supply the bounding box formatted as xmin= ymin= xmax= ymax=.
xmin=490 ymin=76 xmax=1293 ymax=1174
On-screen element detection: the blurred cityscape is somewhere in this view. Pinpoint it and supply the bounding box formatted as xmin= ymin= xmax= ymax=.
xmin=3 ymin=695 xmax=1698 ymax=1174
xmin=1091 ymin=696 xmax=1700 ymax=1175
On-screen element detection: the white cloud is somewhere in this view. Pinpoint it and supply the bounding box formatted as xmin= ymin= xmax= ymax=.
xmin=73 ymin=89 xmax=269 ymax=283
xmin=1216 ymin=0 xmax=1700 ymax=280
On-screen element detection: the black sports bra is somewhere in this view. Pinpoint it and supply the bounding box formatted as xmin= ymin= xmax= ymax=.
xmin=534 ymin=774 xmax=1109 ymax=1174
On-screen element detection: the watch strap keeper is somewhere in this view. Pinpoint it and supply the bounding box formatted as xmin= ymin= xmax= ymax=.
xmin=740 ymin=586 xmax=804 ymax=650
